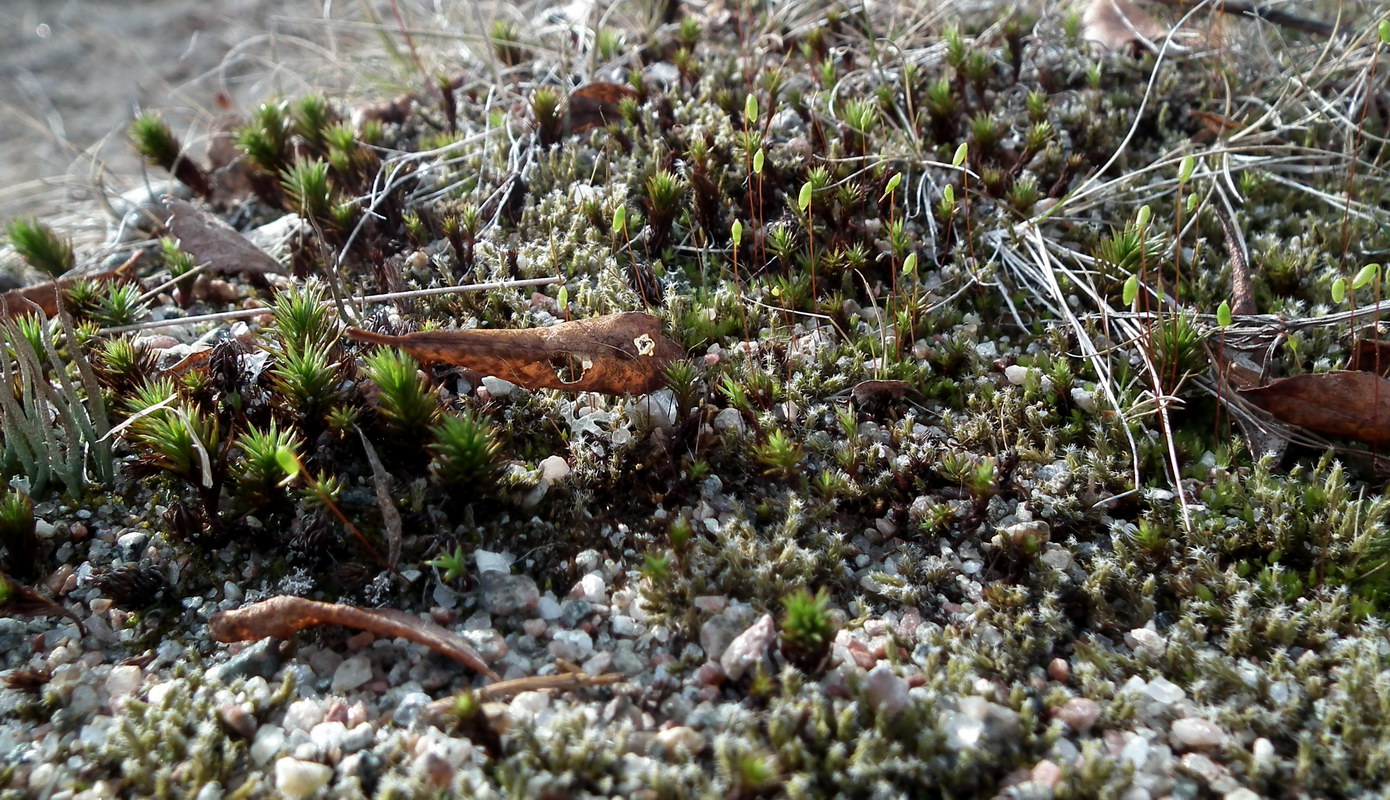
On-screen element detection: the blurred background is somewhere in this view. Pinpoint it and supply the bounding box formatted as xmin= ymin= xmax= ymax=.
xmin=0 ymin=0 xmax=485 ymax=230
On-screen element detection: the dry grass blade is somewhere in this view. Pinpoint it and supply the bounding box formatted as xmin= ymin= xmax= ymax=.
xmin=210 ymin=595 xmax=499 ymax=680
xmin=347 ymin=312 xmax=685 ymax=395
xmin=358 ymin=428 xmax=403 ymax=569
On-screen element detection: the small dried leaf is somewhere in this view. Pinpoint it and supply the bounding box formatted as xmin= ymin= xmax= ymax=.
xmin=1083 ymin=0 xmax=1168 ymax=50
xmin=0 ymin=252 xmax=139 ymax=320
xmin=851 ymin=380 xmax=915 ymax=405
xmin=566 ymin=82 xmax=639 ymax=135
xmin=1349 ymin=339 xmax=1390 ymax=378
xmin=347 ymin=312 xmax=684 ymax=396
xmin=1239 ymin=371 xmax=1390 ymax=449
xmin=210 ymin=595 xmax=499 ymax=680
xmin=164 ymin=199 xmax=283 ymax=275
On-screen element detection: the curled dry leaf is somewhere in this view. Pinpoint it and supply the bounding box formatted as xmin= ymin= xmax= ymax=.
xmin=566 ymin=82 xmax=640 ymax=135
xmin=1083 ymin=0 xmax=1168 ymax=50
xmin=0 ymin=252 xmax=139 ymax=320
xmin=1239 ymin=370 xmax=1390 ymax=449
xmin=210 ymin=595 xmax=499 ymax=680
xmin=347 ymin=312 xmax=684 ymax=396
xmin=164 ymin=198 xmax=283 ymax=275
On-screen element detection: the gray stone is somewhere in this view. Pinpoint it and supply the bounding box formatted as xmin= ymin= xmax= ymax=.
xmin=719 ymin=614 xmax=775 ymax=681
xmin=331 ymin=656 xmax=373 ymax=693
xmin=209 ymin=637 xmax=282 ymax=684
xmin=115 ymin=531 xmax=149 ymax=562
xmin=478 ymin=571 xmax=539 ymax=616
xmin=393 ymin=692 xmax=431 ymax=727
xmin=699 ymin=607 xmax=752 ymax=661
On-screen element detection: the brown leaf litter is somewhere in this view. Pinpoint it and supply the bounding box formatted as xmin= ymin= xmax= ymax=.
xmin=209 ymin=595 xmax=500 ymax=681
xmin=347 ymin=312 xmax=684 ymax=395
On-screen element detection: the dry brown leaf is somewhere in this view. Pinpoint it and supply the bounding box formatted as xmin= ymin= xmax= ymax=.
xmin=851 ymin=379 xmax=916 ymax=405
xmin=1239 ymin=371 xmax=1390 ymax=449
xmin=347 ymin=312 xmax=684 ymax=395
xmin=1349 ymin=339 xmax=1390 ymax=377
xmin=567 ymin=82 xmax=640 ymax=135
xmin=164 ymin=199 xmax=283 ymax=275
xmin=210 ymin=595 xmax=499 ymax=680
xmin=1083 ymin=0 xmax=1168 ymax=50
xmin=0 ymin=252 xmax=140 ymax=320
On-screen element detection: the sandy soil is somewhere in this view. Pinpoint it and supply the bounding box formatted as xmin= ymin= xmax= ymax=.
xmin=0 ymin=0 xmax=445 ymax=225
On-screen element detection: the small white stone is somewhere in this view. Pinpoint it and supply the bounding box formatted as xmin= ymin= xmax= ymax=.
xmin=637 ymin=389 xmax=679 ymax=430
xmin=310 ymin=721 xmax=347 ymax=760
xmin=251 ymin=725 xmax=285 ymax=765
xmin=570 ymin=573 xmax=607 ymax=603
xmin=539 ymin=455 xmax=570 ymax=484
xmin=1143 ymin=676 xmax=1185 ymax=705
xmin=654 ymin=726 xmax=706 ymax=754
xmin=105 ymin=665 xmax=143 ymax=707
xmin=1127 ymin=627 xmax=1167 ymax=653
xmin=480 ymin=376 xmax=518 ymax=397
xmin=1071 ymin=387 xmax=1099 ymax=413
xmin=1121 ymin=734 xmax=1151 ymax=768
xmin=474 ymin=550 xmax=514 ymax=574
xmin=537 ymin=594 xmax=563 ymax=620
xmin=283 ymin=699 xmax=324 ymax=732
xmin=865 ymin=663 xmax=911 ymax=717
xmin=1171 ymin=717 xmax=1226 ymax=749
xmin=331 ymin=656 xmax=373 ymax=693
xmin=274 ymin=757 xmax=333 ymax=800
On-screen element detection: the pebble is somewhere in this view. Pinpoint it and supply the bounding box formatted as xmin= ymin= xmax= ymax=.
xmin=309 ymin=649 xmax=345 ymax=681
xmin=1031 ymin=759 xmax=1062 ymax=787
xmin=719 ymin=614 xmax=775 ymax=681
xmin=284 ymin=699 xmax=325 ymax=732
xmin=522 ymin=618 xmax=549 ymax=638
xmin=1057 ymin=697 xmax=1101 ymax=733
xmin=104 ymin=665 xmax=143 ymax=707
xmin=218 ymin=703 xmax=258 ymax=740
xmin=537 ymin=594 xmax=563 ymax=620
xmin=474 ymin=550 xmax=514 ymax=574
xmin=712 ymin=407 xmax=745 ymax=433
xmin=275 ymin=757 xmax=333 ymax=800
xmin=549 ymin=629 xmax=594 ymax=660
xmin=539 ymin=454 xmax=570 ymax=484
xmin=570 ymin=573 xmax=608 ymax=603
xmin=480 ymin=376 xmax=518 ymax=398
xmin=636 ymin=389 xmax=679 ymax=430
xmin=693 ymin=595 xmax=727 ymax=614
xmin=1128 ymin=628 xmax=1167 ymax=653
xmin=1144 ymin=676 xmax=1185 ymax=705
xmin=210 ymin=638 xmax=283 ymax=684
xmin=114 ymin=531 xmax=149 ymax=562
xmin=251 ymin=725 xmax=286 ymax=766
xmin=1180 ymin=752 xmax=1238 ymax=793
xmin=1171 ymin=717 xmax=1227 ymax=750
xmin=654 ymin=726 xmax=706 ymax=755
xmin=1047 ymin=658 xmax=1070 ymax=682
xmin=865 ymin=663 xmax=911 ymax=717
xmin=478 ymin=572 xmax=540 ymax=615
xmin=331 ymin=656 xmax=374 ymax=694
xmin=393 ymin=692 xmax=432 ymax=727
